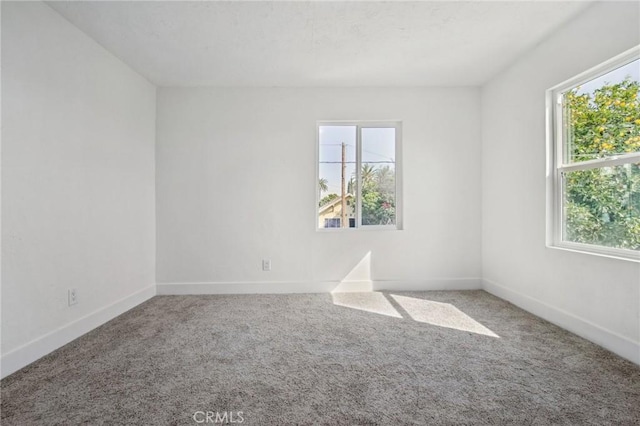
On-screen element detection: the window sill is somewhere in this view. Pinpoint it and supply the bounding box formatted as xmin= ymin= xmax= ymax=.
xmin=316 ymin=226 xmax=402 ymax=232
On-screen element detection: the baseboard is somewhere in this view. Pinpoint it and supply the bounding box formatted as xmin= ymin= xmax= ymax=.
xmin=332 ymin=280 xmax=374 ymax=293
xmin=482 ymin=278 xmax=640 ymax=365
xmin=156 ymin=278 xmax=483 ymax=295
xmin=374 ymin=278 xmax=482 ymax=291
xmin=1 ymin=284 xmax=156 ymax=379
xmin=157 ymin=281 xmax=335 ymax=295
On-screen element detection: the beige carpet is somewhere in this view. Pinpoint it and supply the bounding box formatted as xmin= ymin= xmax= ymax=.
xmin=2 ymin=290 xmax=639 ymax=425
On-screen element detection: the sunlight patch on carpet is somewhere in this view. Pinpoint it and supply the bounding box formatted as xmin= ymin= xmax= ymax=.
xmin=390 ymin=294 xmax=499 ymax=337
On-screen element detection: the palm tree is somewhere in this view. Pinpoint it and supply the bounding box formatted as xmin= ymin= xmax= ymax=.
xmin=319 ymin=178 xmax=329 ymax=193
xmin=318 ymin=178 xmax=329 ymax=201
xmin=361 ymin=164 xmax=377 ymax=187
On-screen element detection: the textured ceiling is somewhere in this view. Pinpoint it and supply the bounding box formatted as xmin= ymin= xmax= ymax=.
xmin=47 ymin=1 xmax=593 ymax=87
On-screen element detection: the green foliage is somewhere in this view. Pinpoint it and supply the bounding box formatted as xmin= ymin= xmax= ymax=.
xmin=360 ymin=165 xmax=396 ymax=225
xmin=565 ymin=77 xmax=640 ymax=250
xmin=319 ymin=193 xmax=339 ymax=207
xmin=319 ymin=164 xmax=396 ymax=226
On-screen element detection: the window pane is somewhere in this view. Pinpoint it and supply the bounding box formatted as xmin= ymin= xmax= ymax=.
xmin=564 ymin=59 xmax=640 ymax=164
xmin=361 ymin=127 xmax=396 ymax=226
xmin=318 ymin=126 xmax=356 ymax=229
xmin=563 ymin=163 xmax=640 ymax=250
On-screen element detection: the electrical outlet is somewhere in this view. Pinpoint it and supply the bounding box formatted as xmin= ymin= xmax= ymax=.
xmin=68 ymin=288 xmax=78 ymax=306
xmin=262 ymin=259 xmax=271 ymax=271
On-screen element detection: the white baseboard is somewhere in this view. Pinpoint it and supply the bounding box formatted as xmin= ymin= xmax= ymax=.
xmin=1 ymin=284 xmax=156 ymax=379
xmin=332 ymin=281 xmax=374 ymax=293
xmin=157 ymin=281 xmax=336 ymax=295
xmin=156 ymin=278 xmax=482 ymax=295
xmin=482 ymin=278 xmax=640 ymax=366
xmin=374 ymin=278 xmax=482 ymax=291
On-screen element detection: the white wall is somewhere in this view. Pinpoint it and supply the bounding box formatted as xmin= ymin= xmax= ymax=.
xmin=482 ymin=1 xmax=640 ymax=364
xmin=156 ymin=88 xmax=482 ymax=293
xmin=5 ymin=0 xmax=635 ymax=379
xmin=1 ymin=2 xmax=156 ymax=376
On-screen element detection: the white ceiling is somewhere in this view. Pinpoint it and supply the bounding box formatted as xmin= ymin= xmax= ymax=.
xmin=47 ymin=1 xmax=593 ymax=87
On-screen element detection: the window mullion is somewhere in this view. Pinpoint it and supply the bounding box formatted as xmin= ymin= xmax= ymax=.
xmin=356 ymin=125 xmax=362 ymax=228
xmin=551 ymin=93 xmax=563 ymax=247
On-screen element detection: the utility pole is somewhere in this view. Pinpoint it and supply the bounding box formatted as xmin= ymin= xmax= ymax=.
xmin=341 ymin=142 xmax=346 ymax=228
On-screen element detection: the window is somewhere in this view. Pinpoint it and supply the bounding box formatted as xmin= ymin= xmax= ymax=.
xmin=547 ymin=47 xmax=640 ymax=261
xmin=317 ymin=122 xmax=401 ymax=230
xmin=324 ymin=218 xmax=341 ymax=228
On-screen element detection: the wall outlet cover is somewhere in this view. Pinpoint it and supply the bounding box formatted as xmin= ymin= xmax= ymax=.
xmin=68 ymin=289 xmax=78 ymax=306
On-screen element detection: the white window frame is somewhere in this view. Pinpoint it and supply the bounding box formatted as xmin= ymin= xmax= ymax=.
xmin=546 ymin=46 xmax=640 ymax=262
xmin=316 ymin=121 xmax=403 ymax=231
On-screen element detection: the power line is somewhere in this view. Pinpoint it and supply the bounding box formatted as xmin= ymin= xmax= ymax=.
xmin=321 ymin=145 xmax=394 ymax=162
xmin=363 ymin=149 xmax=394 ymax=162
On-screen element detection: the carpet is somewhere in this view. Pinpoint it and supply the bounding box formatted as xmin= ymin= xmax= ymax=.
xmin=2 ymin=290 xmax=639 ymax=425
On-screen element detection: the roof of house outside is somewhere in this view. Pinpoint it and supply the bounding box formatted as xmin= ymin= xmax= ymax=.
xmin=319 ymin=194 xmax=353 ymax=214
